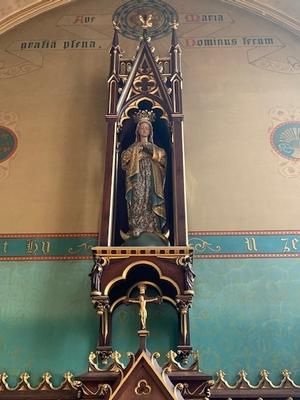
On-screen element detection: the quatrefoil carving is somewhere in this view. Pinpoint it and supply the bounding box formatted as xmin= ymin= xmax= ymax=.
xmin=134 ymin=379 xmax=152 ymax=396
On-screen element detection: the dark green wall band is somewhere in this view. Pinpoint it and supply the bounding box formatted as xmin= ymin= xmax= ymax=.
xmin=1 ymin=232 xmax=300 ymax=260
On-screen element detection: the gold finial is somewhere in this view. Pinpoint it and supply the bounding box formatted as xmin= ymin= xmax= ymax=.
xmin=239 ymin=370 xmax=247 ymax=379
xmin=111 ymin=351 xmax=122 ymax=364
xmin=63 ymin=372 xmax=74 ymax=382
xmin=217 ymin=370 xmax=226 ymax=380
xmin=170 ymin=19 xmax=179 ymax=30
xmin=139 ymin=14 xmax=153 ymax=29
xmin=112 ymin=19 xmax=120 ymax=31
xmin=282 ymin=369 xmax=291 ymax=378
xmin=260 ymin=369 xmax=269 ymax=378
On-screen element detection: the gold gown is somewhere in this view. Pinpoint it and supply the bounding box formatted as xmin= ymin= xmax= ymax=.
xmin=121 ymin=141 xmax=166 ymax=237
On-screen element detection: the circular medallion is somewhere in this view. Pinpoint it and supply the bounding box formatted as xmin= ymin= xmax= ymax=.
xmin=0 ymin=126 xmax=18 ymax=163
xmin=270 ymin=121 xmax=300 ymax=160
xmin=113 ymin=0 xmax=178 ymax=40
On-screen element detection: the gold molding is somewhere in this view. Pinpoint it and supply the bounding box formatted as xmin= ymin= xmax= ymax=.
xmin=103 ymin=259 xmax=181 ymax=296
xmin=0 ymin=0 xmax=73 ymax=36
xmin=213 ymin=369 xmax=300 ymax=390
xmin=110 ymin=351 xmax=177 ymax=400
xmin=118 ymin=97 xmax=169 ymax=127
xmin=221 ymin=0 xmax=300 ymax=37
xmin=1 ymin=368 xmax=300 ymax=392
xmin=0 ymin=1 xmax=299 ymax=40
xmin=134 ymin=379 xmax=152 ymax=395
xmin=92 ymin=246 xmax=191 ymax=258
xmin=0 ymin=371 xmax=80 ymax=391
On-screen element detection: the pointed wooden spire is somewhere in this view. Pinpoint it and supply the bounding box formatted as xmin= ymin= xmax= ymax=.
xmin=109 ymin=22 xmax=120 ymax=77
xmin=107 ymin=22 xmax=121 ymax=115
xmin=112 ymin=22 xmax=119 ymax=48
xmin=169 ymin=20 xmax=181 ymax=75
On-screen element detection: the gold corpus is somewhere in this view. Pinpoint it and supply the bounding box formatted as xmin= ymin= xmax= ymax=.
xmin=110 ymin=294 xmax=176 ymax=312
xmin=110 ymin=281 xmax=163 ymax=312
xmin=134 ymin=379 xmax=152 ymax=395
xmin=101 ymin=259 xmax=181 ymax=296
xmin=0 ymin=0 xmax=72 ymax=35
xmin=118 ymin=97 xmax=169 ymax=127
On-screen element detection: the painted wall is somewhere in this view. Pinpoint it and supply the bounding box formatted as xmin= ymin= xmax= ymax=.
xmin=1 ymin=0 xmax=300 ymax=387
xmin=1 ymin=258 xmax=300 ymax=385
xmin=0 ymin=0 xmax=300 ymax=232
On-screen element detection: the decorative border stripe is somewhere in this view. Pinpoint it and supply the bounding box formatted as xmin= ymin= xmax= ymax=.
xmin=0 ymin=234 xmax=97 ymax=261
xmin=189 ymin=230 xmax=300 ymax=235
xmin=0 ymin=231 xmax=300 ymax=260
xmin=189 ymin=232 xmax=300 ymax=258
xmin=0 ymin=232 xmax=97 ymax=238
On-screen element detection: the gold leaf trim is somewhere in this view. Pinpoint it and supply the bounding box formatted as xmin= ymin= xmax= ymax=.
xmin=0 ymin=0 xmax=72 ymax=36
xmin=0 ymin=371 xmax=79 ymax=391
xmin=213 ymin=369 xmax=300 ymax=390
xmin=1 ymin=367 xmax=300 ymax=392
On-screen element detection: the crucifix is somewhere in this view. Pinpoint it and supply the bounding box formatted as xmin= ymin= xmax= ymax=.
xmin=124 ymin=284 xmax=162 ymax=331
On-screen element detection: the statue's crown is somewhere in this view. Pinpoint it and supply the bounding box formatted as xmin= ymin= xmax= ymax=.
xmin=134 ymin=110 xmax=155 ymax=124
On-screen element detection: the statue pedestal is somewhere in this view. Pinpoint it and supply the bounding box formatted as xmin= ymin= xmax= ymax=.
xmin=91 ymin=246 xmax=195 ymax=361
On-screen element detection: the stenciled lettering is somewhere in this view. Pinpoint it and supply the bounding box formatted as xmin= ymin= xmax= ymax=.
xmin=1 ymin=241 xmax=8 ymax=254
xmin=245 ymin=237 xmax=258 ymax=252
xmin=184 ymin=36 xmax=275 ymax=49
xmin=63 ymin=40 xmax=96 ymax=49
xmin=41 ymin=241 xmax=51 ymax=255
xmin=25 ymin=240 xmax=51 ymax=255
xmin=281 ymin=237 xmax=299 ymax=253
xmin=26 ymin=240 xmax=38 ymax=255
xmin=19 ymin=40 xmax=98 ymax=51
xmin=185 ymin=37 xmax=237 ymax=48
xmin=242 ymin=36 xmax=273 ymax=46
xmin=184 ymin=14 xmax=224 ymax=23
xmin=21 ymin=40 xmax=56 ymax=50
xmin=73 ymin=15 xmax=96 ymax=24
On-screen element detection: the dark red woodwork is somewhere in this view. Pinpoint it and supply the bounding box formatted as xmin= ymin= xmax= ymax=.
xmin=99 ymin=24 xmax=188 ymax=246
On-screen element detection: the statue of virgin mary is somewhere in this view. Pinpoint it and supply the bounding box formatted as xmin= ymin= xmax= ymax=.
xmin=121 ymin=111 xmax=167 ymax=242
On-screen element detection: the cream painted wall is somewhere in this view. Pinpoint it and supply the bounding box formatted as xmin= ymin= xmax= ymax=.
xmin=0 ymin=0 xmax=300 ymax=232
xmin=0 ymin=0 xmax=34 ymax=19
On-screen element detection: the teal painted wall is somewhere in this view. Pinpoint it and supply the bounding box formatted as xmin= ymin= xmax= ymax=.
xmin=191 ymin=259 xmax=300 ymax=383
xmin=1 ymin=258 xmax=300 ymax=385
xmin=0 ymin=261 xmax=98 ymax=386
